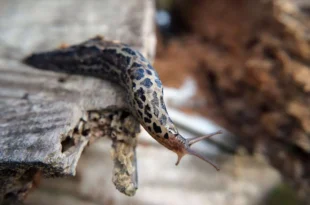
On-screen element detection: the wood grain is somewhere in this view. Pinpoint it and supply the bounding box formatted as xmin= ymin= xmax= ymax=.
xmin=0 ymin=0 xmax=155 ymax=202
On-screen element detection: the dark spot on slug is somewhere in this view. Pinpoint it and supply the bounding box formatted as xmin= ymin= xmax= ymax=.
xmin=147 ymin=126 xmax=152 ymax=131
xmin=137 ymin=110 xmax=143 ymax=117
xmin=144 ymin=104 xmax=152 ymax=118
xmin=141 ymin=95 xmax=146 ymax=102
xmin=164 ymin=133 xmax=169 ymax=139
xmin=145 ymin=104 xmax=151 ymax=112
xmin=136 ymin=69 xmax=145 ymax=80
xmin=153 ymin=122 xmax=162 ymax=133
xmin=145 ymin=111 xmax=152 ymax=119
xmin=160 ymin=96 xmax=168 ymax=112
xmin=135 ymin=87 xmax=146 ymax=102
xmin=77 ymin=46 xmax=101 ymax=57
xmin=146 ymin=69 xmax=152 ymax=75
xmin=132 ymin=82 xmax=136 ymax=89
xmin=131 ymin=68 xmax=144 ymax=80
xmin=122 ymin=47 xmax=136 ymax=56
xmin=140 ymin=78 xmax=153 ymax=88
xmin=116 ymin=53 xmax=131 ymax=69
xmin=155 ymin=79 xmax=162 ymax=88
xmin=144 ymin=117 xmax=152 ymax=123
xmin=151 ymin=92 xmax=159 ymax=107
xmin=153 ymin=107 xmax=159 ymax=117
xmin=147 ymin=64 xmax=154 ymax=70
xmin=132 ymin=62 xmax=142 ymax=68
xmin=159 ymin=114 xmax=167 ymax=125
xmin=125 ymin=56 xmax=131 ymax=67
xmin=135 ymin=99 xmax=144 ymax=109
xmin=102 ymin=49 xmax=118 ymax=65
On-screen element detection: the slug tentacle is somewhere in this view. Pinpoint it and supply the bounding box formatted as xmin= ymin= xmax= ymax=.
xmin=175 ymin=130 xmax=222 ymax=170
xmin=184 ymin=147 xmax=220 ymax=171
xmin=23 ymin=36 xmax=222 ymax=170
xmin=187 ymin=130 xmax=222 ymax=146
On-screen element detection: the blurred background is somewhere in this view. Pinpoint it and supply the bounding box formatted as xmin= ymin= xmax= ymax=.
xmin=1 ymin=0 xmax=309 ymax=204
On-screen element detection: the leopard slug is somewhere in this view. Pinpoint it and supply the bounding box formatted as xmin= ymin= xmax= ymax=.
xmin=23 ymin=36 xmax=221 ymax=170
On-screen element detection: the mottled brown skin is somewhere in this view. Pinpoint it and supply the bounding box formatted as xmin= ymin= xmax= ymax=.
xmin=23 ymin=36 xmax=221 ymax=170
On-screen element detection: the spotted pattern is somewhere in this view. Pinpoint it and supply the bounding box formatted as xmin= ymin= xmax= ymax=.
xmin=144 ymin=117 xmax=152 ymax=123
xmin=144 ymin=104 xmax=152 ymax=119
xmin=131 ymin=68 xmax=145 ymax=80
xmin=140 ymin=78 xmax=153 ymax=88
xmin=155 ymin=79 xmax=162 ymax=88
xmin=135 ymin=87 xmax=146 ymax=102
xmin=159 ymin=114 xmax=167 ymax=125
xmin=121 ymin=47 xmax=136 ymax=56
xmin=152 ymin=122 xmax=162 ymax=133
xmin=151 ymin=92 xmax=159 ymax=107
xmin=23 ymin=36 xmax=187 ymax=160
xmin=153 ymin=107 xmax=159 ymax=118
xmin=146 ymin=69 xmax=152 ymax=75
xmin=160 ymin=96 xmax=167 ymax=111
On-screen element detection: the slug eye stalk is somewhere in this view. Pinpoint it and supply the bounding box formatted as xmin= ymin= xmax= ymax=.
xmin=176 ymin=130 xmax=222 ymax=171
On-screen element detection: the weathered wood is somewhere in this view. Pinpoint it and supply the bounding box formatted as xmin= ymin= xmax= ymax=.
xmin=0 ymin=0 xmax=155 ymax=202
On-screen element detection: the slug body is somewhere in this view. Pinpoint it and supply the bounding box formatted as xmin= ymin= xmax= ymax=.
xmin=23 ymin=36 xmax=221 ymax=169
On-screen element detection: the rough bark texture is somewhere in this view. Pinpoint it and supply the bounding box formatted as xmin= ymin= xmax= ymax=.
xmin=0 ymin=0 xmax=155 ymax=203
xmin=168 ymin=0 xmax=310 ymax=202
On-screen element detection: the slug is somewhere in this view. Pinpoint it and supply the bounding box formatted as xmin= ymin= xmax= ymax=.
xmin=23 ymin=36 xmax=221 ymax=170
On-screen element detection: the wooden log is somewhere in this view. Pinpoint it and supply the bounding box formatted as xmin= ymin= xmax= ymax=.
xmin=0 ymin=0 xmax=155 ymax=202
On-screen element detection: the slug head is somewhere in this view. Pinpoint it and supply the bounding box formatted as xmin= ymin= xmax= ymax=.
xmin=175 ymin=130 xmax=222 ymax=171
